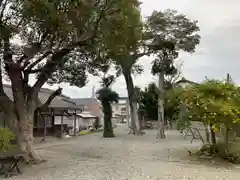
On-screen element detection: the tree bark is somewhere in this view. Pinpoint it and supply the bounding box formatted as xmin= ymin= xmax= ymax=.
xmin=103 ymin=102 xmax=115 ymax=138
xmin=15 ymin=106 xmax=43 ymax=163
xmin=210 ymin=128 xmax=216 ymax=145
xmin=157 ymin=71 xmax=166 ymax=139
xmin=204 ymin=123 xmax=210 ymax=143
xmin=123 ymin=70 xmax=142 ymax=135
xmin=225 ymin=126 xmax=229 ymax=145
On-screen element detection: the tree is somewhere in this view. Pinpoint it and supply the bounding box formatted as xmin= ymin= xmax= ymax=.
xmin=0 ymin=0 xmax=139 ymax=162
xmin=180 ymin=79 xmax=240 ymax=145
xmin=165 ymin=87 xmax=184 ymax=122
xmin=139 ymin=83 xmax=158 ymax=121
xmin=94 ymin=1 xmax=145 ymax=135
xmin=164 ymin=60 xmax=183 ymax=90
xmin=97 ymin=66 xmax=119 ymax=138
xmin=146 ymin=9 xmax=201 ymax=138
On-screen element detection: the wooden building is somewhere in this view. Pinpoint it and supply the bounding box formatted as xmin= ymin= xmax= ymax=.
xmin=1 ymin=85 xmax=81 ymax=140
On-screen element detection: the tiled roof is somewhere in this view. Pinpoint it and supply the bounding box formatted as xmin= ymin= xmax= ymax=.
xmin=175 ymin=78 xmax=199 ymax=85
xmin=77 ymin=111 xmax=96 ymax=118
xmin=3 ymin=84 xmax=80 ymax=110
xmin=72 ymin=98 xmax=99 ymax=106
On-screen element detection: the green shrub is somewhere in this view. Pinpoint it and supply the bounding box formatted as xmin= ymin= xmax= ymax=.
xmin=79 ymin=130 xmax=90 ymax=136
xmin=0 ymin=128 xmax=15 ymax=153
xmin=215 ymin=142 xmax=240 ymax=164
xmin=193 ymin=142 xmax=240 ymax=164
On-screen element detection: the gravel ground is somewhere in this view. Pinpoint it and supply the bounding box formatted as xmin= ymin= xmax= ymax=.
xmin=9 ymin=125 xmax=240 ymax=180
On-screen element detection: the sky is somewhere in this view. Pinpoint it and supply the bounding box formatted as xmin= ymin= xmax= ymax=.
xmin=38 ymin=0 xmax=240 ymax=98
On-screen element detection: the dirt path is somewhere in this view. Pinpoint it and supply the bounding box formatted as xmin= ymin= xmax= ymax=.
xmin=10 ymin=125 xmax=240 ymax=180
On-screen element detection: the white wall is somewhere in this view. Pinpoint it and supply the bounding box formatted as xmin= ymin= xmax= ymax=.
xmin=77 ymin=117 xmax=96 ymax=130
xmin=54 ymin=115 xmax=98 ymax=131
xmin=54 ymin=116 xmax=74 ymax=127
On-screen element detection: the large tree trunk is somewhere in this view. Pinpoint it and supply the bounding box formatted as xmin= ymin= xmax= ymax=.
xmin=123 ymin=70 xmax=142 ymax=135
xmin=157 ymin=71 xmax=166 ymax=139
xmin=15 ymin=106 xmax=43 ymax=164
xmin=2 ymin=105 xmax=42 ymax=164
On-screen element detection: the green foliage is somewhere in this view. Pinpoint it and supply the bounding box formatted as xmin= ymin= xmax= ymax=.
xmin=165 ymin=87 xmax=184 ymax=120
xmin=0 ymin=128 xmax=15 ymax=153
xmin=79 ymin=130 xmax=90 ymax=136
xmin=139 ymin=82 xmax=184 ymax=122
xmin=146 ymin=9 xmax=200 ymax=75
xmin=139 ymin=83 xmax=158 ymax=121
xmin=180 ymin=79 xmax=240 ymax=132
xmin=1 ymin=0 xmax=142 ymax=89
xmin=97 ymin=72 xmax=119 ymax=138
xmin=97 ymin=87 xmax=119 ymax=104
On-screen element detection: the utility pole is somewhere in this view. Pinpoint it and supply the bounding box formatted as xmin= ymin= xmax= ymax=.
xmin=156 ymin=61 xmax=166 ymax=139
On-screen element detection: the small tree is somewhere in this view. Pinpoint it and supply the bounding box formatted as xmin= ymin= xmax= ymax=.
xmin=139 ymin=83 xmax=158 ymax=122
xmin=97 ymin=68 xmax=119 ymax=138
xmin=146 ymin=9 xmax=201 ymax=138
xmin=165 ymin=87 xmax=184 ymax=125
xmin=0 ymin=128 xmax=15 ymax=154
xmin=180 ymin=79 xmax=240 ymax=145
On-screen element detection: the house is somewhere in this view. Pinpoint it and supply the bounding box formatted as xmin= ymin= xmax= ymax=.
xmin=112 ymin=99 xmax=129 ymax=123
xmin=1 ymin=84 xmax=81 ymax=139
xmin=174 ymin=77 xmax=199 ymax=88
xmin=72 ymin=98 xmax=103 ymax=127
xmin=77 ymin=111 xmax=97 ymax=130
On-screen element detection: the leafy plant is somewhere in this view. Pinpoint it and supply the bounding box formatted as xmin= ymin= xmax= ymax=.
xmin=0 ymin=128 xmax=15 ymax=153
xmin=180 ymin=79 xmax=240 ymax=144
xmin=79 ymin=130 xmax=90 ymax=136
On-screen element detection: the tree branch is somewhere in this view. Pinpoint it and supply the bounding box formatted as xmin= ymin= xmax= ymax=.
xmin=39 ymin=87 xmax=62 ymax=110
xmin=18 ymin=43 xmax=42 ymax=65
xmin=32 ymin=1 xmax=109 ymax=96
xmin=24 ymin=51 xmax=52 ymax=71
xmin=0 ymin=0 xmax=7 ymax=22
xmin=0 ymin=56 xmax=5 ymax=95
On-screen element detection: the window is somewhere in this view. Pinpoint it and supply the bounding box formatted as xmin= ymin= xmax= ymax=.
xmin=121 ymin=107 xmax=126 ymax=112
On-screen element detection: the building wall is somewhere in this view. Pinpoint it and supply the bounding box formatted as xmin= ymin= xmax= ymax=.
xmin=54 ymin=115 xmax=96 ymax=131
xmin=54 ymin=116 xmax=74 ymax=126
xmin=77 ymin=117 xmax=95 ymax=130
xmin=112 ymin=101 xmax=128 ymax=119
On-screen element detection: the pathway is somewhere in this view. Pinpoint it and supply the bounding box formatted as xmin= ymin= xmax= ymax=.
xmin=10 ymin=125 xmax=240 ymax=180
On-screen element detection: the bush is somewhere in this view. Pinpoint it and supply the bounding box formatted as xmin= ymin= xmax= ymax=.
xmin=0 ymin=128 xmax=15 ymax=153
xmin=79 ymin=130 xmax=90 ymax=136
xmin=193 ymin=142 xmax=240 ymax=164
xmin=216 ymin=142 xmax=240 ymax=164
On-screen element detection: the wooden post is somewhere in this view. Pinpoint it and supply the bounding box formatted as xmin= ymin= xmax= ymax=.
xmin=43 ymin=113 xmax=47 ymax=142
xmin=126 ymin=99 xmax=130 ymax=129
xmin=74 ymin=110 xmax=77 ymax=136
xmin=61 ymin=110 xmax=64 ymax=138
xmin=51 ymin=108 xmax=55 ymax=136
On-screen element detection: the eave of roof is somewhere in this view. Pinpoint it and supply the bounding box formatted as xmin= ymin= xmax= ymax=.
xmin=3 ymin=84 xmax=80 ymax=110
xmin=175 ymin=78 xmax=199 ymax=85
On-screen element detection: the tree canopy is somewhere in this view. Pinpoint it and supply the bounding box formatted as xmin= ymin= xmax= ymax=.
xmin=0 ymin=0 xmax=142 ymax=161
xmin=180 ymin=80 xmax=240 ymax=131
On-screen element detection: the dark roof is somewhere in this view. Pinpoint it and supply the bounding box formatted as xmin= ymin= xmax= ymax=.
xmin=119 ymin=97 xmax=128 ymax=100
xmin=71 ymin=98 xmax=99 ymax=106
xmin=175 ymin=78 xmax=199 ymax=85
xmin=3 ymin=84 xmax=80 ymax=110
